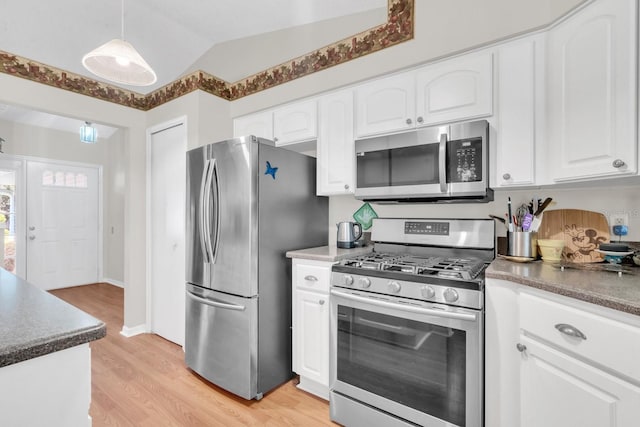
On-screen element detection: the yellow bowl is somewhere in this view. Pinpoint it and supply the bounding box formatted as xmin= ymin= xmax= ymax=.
xmin=538 ymin=239 xmax=565 ymax=262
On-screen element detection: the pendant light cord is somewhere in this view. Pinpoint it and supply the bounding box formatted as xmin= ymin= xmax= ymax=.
xmin=121 ymin=0 xmax=125 ymax=41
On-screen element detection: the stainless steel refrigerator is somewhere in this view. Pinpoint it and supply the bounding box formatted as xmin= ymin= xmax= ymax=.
xmin=185 ymin=135 xmax=328 ymax=400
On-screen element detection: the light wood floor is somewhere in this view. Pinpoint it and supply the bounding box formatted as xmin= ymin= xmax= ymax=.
xmin=50 ymin=283 xmax=336 ymax=427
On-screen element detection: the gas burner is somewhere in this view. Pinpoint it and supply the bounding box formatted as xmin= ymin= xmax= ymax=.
xmin=417 ymin=257 xmax=486 ymax=281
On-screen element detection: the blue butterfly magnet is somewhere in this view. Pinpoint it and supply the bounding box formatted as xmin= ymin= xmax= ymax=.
xmin=265 ymin=161 xmax=278 ymax=179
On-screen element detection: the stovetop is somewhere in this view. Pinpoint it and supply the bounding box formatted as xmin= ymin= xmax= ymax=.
xmin=339 ymin=253 xmax=487 ymax=281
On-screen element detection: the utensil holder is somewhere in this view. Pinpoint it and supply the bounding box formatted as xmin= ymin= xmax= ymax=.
xmin=507 ymin=231 xmax=538 ymax=258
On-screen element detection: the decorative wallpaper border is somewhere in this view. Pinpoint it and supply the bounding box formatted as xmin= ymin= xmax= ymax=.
xmin=0 ymin=0 xmax=413 ymax=111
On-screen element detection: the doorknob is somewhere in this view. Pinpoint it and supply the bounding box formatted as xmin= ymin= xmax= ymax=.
xmin=29 ymin=235 xmax=36 ymax=240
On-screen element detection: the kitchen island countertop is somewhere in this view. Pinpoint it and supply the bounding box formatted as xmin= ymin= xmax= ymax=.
xmin=0 ymin=268 xmax=106 ymax=368
xmin=286 ymin=245 xmax=373 ymax=262
xmin=486 ymin=259 xmax=640 ymax=316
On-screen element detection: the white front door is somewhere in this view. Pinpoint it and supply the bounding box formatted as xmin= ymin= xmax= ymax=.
xmin=26 ymin=161 xmax=100 ymax=290
xmin=149 ymin=121 xmax=186 ymax=346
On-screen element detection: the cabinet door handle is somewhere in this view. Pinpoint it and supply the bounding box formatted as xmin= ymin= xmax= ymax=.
xmin=304 ymin=275 xmax=318 ymax=282
xmin=406 ymin=118 xmax=412 ymax=125
xmin=555 ymin=323 xmax=587 ymax=340
xmin=319 ymin=300 xmax=325 ymax=305
xmin=612 ymin=159 xmax=625 ymax=168
xmin=516 ymin=343 xmax=527 ymax=352
xmin=416 ymin=116 xmax=424 ymax=124
xmin=502 ymin=173 xmax=511 ymax=180
xmin=273 ymin=137 xmax=279 ymax=143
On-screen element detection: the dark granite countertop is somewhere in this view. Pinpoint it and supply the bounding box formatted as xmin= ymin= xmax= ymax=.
xmin=486 ymin=258 xmax=640 ymax=316
xmin=0 ymin=269 xmax=106 ymax=368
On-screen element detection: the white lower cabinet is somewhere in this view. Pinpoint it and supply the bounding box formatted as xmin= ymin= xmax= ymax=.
xmin=519 ymin=335 xmax=640 ymax=427
xmin=292 ymin=259 xmax=333 ymax=400
xmin=486 ymin=278 xmax=640 ymax=427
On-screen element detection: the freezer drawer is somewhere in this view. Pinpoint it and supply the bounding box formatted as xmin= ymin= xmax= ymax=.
xmin=185 ymin=284 xmax=258 ymax=399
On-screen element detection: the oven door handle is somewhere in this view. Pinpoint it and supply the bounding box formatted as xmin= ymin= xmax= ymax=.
xmin=330 ymin=289 xmax=477 ymax=322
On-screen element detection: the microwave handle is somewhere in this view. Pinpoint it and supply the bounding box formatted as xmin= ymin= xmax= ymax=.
xmin=438 ymin=132 xmax=447 ymax=193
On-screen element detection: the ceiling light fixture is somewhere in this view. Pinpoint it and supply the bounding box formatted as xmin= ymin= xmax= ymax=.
xmin=81 ymin=0 xmax=157 ymax=86
xmin=80 ymin=122 xmax=98 ymax=144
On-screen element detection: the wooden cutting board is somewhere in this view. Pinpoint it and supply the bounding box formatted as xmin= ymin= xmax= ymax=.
xmin=537 ymin=209 xmax=610 ymax=263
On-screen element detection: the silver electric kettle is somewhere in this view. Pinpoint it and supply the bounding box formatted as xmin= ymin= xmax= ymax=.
xmin=336 ymin=221 xmax=363 ymax=249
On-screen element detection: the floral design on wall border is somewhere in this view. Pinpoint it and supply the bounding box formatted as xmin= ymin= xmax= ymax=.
xmin=0 ymin=0 xmax=413 ymax=111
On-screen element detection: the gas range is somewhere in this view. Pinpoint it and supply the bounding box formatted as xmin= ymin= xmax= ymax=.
xmin=331 ymin=218 xmax=495 ymax=310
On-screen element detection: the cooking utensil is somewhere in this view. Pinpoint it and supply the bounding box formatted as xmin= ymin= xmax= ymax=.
xmin=337 ymin=221 xmax=363 ymax=249
xmin=533 ymin=197 xmax=553 ymax=216
xmin=528 ymin=197 xmax=553 ymax=232
xmin=537 ymin=209 xmax=609 ymax=263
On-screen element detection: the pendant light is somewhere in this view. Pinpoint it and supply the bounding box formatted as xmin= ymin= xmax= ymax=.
xmin=80 ymin=122 xmax=98 ymax=144
xmin=82 ymin=0 xmax=157 ymax=86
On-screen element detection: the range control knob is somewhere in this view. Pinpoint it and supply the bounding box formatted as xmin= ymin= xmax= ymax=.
xmin=443 ymin=288 xmax=459 ymax=303
xmin=421 ymin=286 xmax=436 ymax=299
xmin=358 ymin=277 xmax=371 ymax=289
xmin=388 ymin=281 xmax=401 ymax=293
xmin=343 ymin=275 xmax=354 ymax=286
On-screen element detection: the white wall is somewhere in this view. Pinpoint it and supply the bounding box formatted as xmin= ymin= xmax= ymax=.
xmin=331 ymin=184 xmax=640 ymax=244
xmin=0 ymin=118 xmax=126 ymax=283
xmin=0 ymin=73 xmax=148 ymax=329
xmin=228 ymin=0 xmax=586 ymax=118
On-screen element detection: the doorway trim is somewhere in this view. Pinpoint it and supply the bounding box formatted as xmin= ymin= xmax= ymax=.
xmin=145 ymin=116 xmax=188 ymax=339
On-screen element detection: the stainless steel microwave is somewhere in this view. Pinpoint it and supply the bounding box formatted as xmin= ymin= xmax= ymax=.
xmin=354 ymin=120 xmax=493 ymax=203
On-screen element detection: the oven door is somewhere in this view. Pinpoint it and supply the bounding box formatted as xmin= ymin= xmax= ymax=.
xmin=330 ymin=288 xmax=483 ymax=427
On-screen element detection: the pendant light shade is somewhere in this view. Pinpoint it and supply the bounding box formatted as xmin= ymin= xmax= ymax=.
xmin=80 ymin=122 xmax=98 ymax=144
xmin=81 ymin=0 xmax=156 ymax=87
xmin=82 ymin=39 xmax=157 ymax=86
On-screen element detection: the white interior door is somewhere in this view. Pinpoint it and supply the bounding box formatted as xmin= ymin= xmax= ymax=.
xmin=150 ymin=122 xmax=186 ymax=346
xmin=26 ymin=161 xmax=99 ymax=290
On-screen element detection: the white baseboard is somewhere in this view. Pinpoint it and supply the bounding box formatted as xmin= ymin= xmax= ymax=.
xmin=120 ymin=324 xmax=146 ymax=338
xmin=102 ymin=277 xmax=124 ymax=288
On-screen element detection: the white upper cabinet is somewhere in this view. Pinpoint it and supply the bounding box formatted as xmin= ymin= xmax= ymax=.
xmin=355 ymin=72 xmax=415 ymax=138
xmin=317 ymin=90 xmax=355 ymax=195
xmin=233 ymin=110 xmax=273 ymax=139
xmin=546 ymin=0 xmax=637 ymax=181
xmin=493 ymin=35 xmax=544 ymax=187
xmin=416 ymin=51 xmax=493 ymax=126
xmin=355 ymin=51 xmax=493 ymax=139
xmin=272 ymin=99 xmax=318 ymax=146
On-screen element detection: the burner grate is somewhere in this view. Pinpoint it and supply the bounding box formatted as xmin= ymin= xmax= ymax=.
xmin=339 ymin=253 xmax=486 ymax=281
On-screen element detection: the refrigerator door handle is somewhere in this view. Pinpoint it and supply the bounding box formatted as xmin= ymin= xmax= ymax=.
xmin=199 ymin=159 xmax=213 ymax=263
xmin=186 ymin=290 xmax=246 ymax=311
xmin=200 ymin=158 xmax=220 ymax=264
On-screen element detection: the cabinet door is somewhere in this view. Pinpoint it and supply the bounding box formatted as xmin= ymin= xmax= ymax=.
xmin=355 ymin=72 xmax=415 ymax=138
xmin=293 ymin=288 xmax=329 ymax=387
xmin=317 ymin=90 xmax=355 ymax=195
xmin=494 ymin=37 xmax=541 ymax=187
xmin=233 ymin=111 xmax=273 ymax=139
xmin=272 ymin=100 xmax=317 ymax=145
xmin=416 ymin=52 xmax=493 ymax=127
xmin=519 ymin=336 xmax=640 ymax=427
xmin=547 ymin=0 xmax=637 ymax=181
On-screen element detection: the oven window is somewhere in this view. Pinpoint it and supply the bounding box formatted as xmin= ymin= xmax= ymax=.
xmin=337 ymin=305 xmax=466 ymax=426
xmin=357 ymin=144 xmax=439 ymax=188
